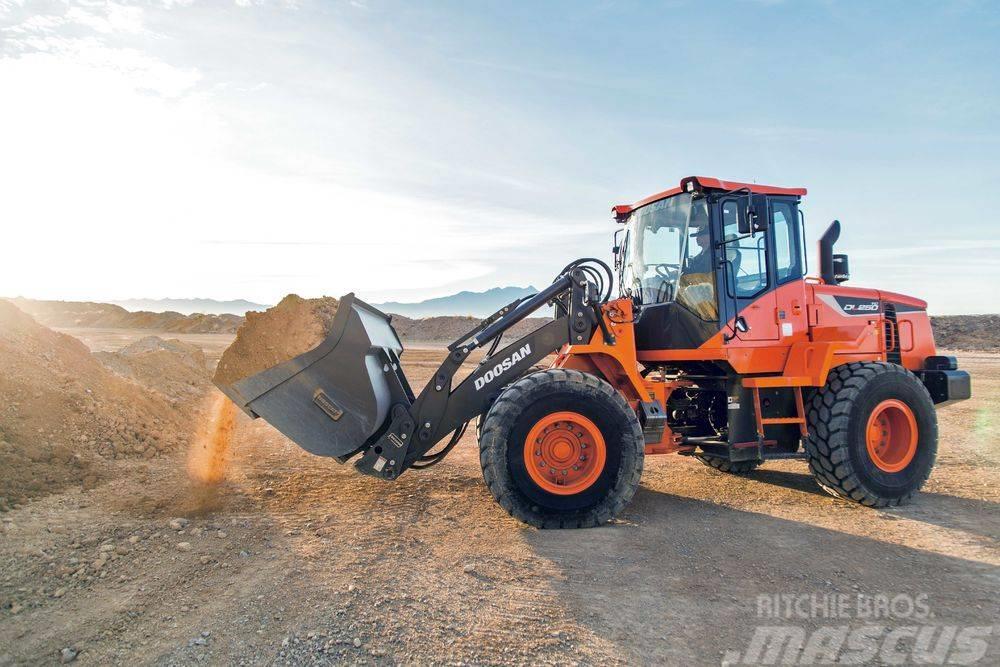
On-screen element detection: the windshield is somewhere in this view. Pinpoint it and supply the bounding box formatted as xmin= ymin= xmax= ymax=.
xmin=620 ymin=193 xmax=712 ymax=312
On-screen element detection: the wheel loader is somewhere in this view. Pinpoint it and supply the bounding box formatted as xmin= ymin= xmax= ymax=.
xmin=215 ymin=176 xmax=971 ymax=528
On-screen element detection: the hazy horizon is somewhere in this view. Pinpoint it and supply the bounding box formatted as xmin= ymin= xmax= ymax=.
xmin=3 ymin=1 xmax=998 ymax=314
xmin=5 ymin=284 xmax=544 ymax=317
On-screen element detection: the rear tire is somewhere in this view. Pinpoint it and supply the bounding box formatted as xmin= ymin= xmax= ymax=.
xmin=804 ymin=362 xmax=937 ymax=507
xmin=694 ymin=454 xmax=762 ymax=475
xmin=479 ymin=368 xmax=644 ymax=528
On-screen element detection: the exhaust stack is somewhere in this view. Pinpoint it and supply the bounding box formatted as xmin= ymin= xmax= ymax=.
xmin=819 ymin=220 xmax=841 ymax=285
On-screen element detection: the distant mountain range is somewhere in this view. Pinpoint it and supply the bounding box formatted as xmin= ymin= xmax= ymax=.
xmin=111 ymin=288 xmax=541 ymax=318
xmin=8 ymin=287 xmax=542 ymax=323
xmin=372 ymin=286 xmax=538 ymax=318
xmin=110 ymin=298 xmax=270 ymax=316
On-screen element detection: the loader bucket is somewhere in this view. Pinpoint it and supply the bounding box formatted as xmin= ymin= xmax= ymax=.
xmin=215 ymin=294 xmax=409 ymax=459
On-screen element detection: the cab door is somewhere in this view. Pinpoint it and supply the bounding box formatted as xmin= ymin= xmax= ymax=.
xmin=767 ymin=197 xmax=808 ymax=341
xmin=720 ymin=196 xmax=780 ymax=341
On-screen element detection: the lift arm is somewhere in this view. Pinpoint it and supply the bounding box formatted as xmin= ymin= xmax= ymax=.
xmin=352 ymin=269 xmax=601 ymax=480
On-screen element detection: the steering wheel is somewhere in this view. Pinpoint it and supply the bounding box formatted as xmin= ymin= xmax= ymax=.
xmin=652 ymin=263 xmax=679 ymax=281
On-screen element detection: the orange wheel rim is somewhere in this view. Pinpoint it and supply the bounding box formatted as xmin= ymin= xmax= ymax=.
xmin=523 ymin=411 xmax=606 ymax=495
xmin=865 ymin=399 xmax=918 ymax=473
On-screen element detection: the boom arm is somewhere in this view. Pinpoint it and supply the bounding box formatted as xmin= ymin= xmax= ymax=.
xmin=352 ymin=269 xmax=602 ymax=480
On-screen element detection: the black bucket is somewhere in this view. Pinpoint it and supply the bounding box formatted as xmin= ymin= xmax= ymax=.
xmin=214 ymin=294 xmax=411 ymax=459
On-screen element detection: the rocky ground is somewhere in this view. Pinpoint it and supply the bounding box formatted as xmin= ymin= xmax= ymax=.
xmin=0 ymin=323 xmax=997 ymax=665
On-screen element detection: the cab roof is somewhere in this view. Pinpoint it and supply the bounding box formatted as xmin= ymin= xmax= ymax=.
xmin=612 ymin=176 xmax=807 ymax=219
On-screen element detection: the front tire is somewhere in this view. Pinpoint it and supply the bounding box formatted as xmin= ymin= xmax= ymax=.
xmin=804 ymin=362 xmax=938 ymax=507
xmin=479 ymin=369 xmax=644 ymax=528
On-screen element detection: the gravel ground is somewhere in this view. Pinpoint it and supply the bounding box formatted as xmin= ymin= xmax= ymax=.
xmin=0 ymin=343 xmax=997 ymax=665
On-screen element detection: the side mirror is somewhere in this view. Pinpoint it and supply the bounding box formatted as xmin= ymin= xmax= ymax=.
xmin=613 ymin=228 xmax=625 ymax=255
xmin=739 ymin=195 xmax=769 ymax=234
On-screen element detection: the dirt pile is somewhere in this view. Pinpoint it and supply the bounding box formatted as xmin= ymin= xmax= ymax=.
xmin=95 ymin=336 xmax=210 ymax=404
xmin=932 ymin=314 xmax=1000 ymax=351
xmin=0 ymin=302 xmax=190 ymax=503
xmin=166 ymin=312 xmax=243 ymax=334
xmin=9 ymin=298 xmax=243 ymax=334
xmin=213 ymin=295 xmax=340 ymax=387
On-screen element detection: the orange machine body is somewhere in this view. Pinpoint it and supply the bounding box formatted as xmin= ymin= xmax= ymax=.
xmin=552 ymin=176 xmax=943 ymax=457
xmin=556 ymin=282 xmax=938 ymax=456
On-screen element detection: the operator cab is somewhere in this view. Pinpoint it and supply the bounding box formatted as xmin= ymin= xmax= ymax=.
xmin=614 ymin=177 xmax=807 ymax=351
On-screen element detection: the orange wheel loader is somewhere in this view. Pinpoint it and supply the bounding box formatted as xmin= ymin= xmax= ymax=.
xmin=215 ymin=176 xmax=971 ymax=528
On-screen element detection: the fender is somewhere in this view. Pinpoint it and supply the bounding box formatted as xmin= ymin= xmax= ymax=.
xmin=553 ymin=299 xmax=650 ymax=402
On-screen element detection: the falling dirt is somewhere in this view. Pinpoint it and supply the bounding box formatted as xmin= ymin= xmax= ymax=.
xmin=187 ymin=392 xmax=238 ymax=485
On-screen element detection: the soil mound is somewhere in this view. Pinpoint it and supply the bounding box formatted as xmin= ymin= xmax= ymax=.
xmin=213 ymin=295 xmax=340 ymax=387
xmin=0 ymin=302 xmax=189 ymax=503
xmin=8 ymin=298 xmax=243 ymax=334
xmin=932 ymin=315 xmax=1000 ymax=351
xmin=96 ymin=336 xmax=210 ymax=404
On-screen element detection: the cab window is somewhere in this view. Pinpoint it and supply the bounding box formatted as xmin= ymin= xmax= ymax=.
xmin=722 ymin=199 xmax=768 ymax=298
xmin=771 ymin=201 xmax=803 ymax=283
xmin=675 ymin=203 xmax=718 ymax=320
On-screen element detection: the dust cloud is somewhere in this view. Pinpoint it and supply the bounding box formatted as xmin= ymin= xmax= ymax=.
xmin=187 ymin=391 xmax=237 ymax=485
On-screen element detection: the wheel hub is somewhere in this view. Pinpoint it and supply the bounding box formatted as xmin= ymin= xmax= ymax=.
xmin=524 ymin=411 xmax=606 ymax=495
xmin=865 ymin=399 xmax=918 ymax=473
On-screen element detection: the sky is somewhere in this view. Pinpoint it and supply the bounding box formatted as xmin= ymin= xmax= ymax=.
xmin=1 ymin=0 xmax=998 ymax=314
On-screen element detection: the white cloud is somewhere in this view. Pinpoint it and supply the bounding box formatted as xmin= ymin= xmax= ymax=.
xmin=0 ymin=37 xmax=566 ymax=302
xmin=3 ymin=2 xmax=147 ymax=44
xmin=66 ymin=3 xmax=145 ymax=34
xmin=0 ymin=0 xmax=27 ymax=14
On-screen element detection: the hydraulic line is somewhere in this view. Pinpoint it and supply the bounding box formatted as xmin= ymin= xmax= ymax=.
xmin=411 ymin=421 xmax=469 ymax=469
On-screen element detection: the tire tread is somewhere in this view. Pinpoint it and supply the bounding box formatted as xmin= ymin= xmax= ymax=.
xmin=479 ymin=368 xmax=644 ymax=528
xmin=803 ymin=362 xmax=937 ymax=507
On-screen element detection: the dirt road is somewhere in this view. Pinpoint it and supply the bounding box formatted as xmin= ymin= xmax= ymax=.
xmin=1 ymin=343 xmax=998 ymax=665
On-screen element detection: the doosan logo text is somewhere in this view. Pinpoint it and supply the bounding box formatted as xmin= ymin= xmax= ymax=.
xmin=474 ymin=344 xmax=531 ymax=391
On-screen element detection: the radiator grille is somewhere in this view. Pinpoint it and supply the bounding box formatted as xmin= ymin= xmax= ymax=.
xmin=883 ymin=302 xmax=902 ymax=365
